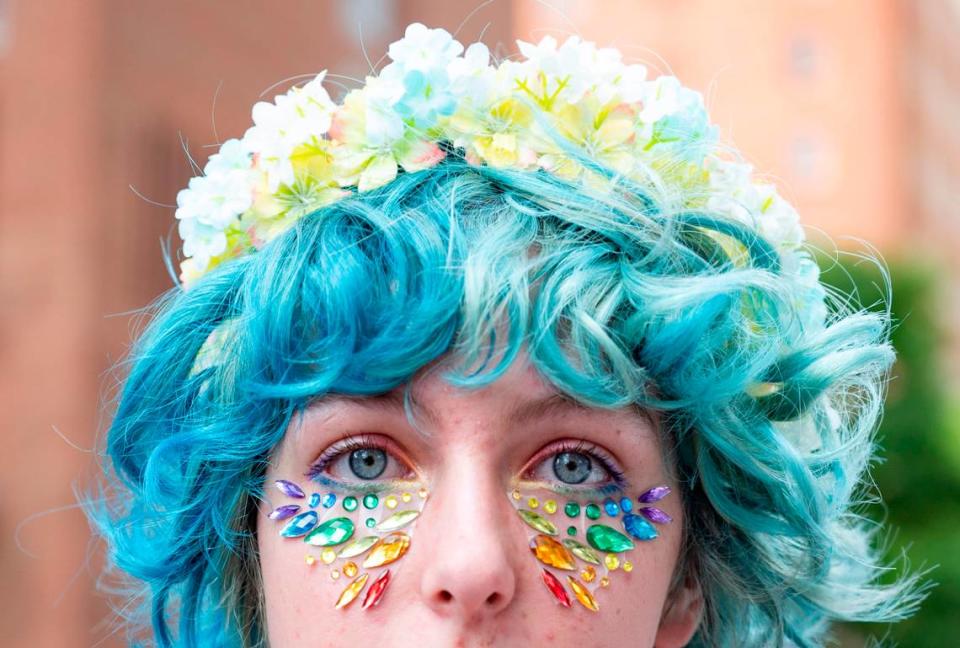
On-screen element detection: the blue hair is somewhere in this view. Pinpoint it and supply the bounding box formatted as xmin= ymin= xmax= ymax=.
xmin=88 ymin=154 xmax=925 ymax=646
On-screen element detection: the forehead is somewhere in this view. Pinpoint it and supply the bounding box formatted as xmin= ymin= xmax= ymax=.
xmin=305 ymin=350 xmax=653 ymax=431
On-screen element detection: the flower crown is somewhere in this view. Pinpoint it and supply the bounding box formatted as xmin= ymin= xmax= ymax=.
xmin=175 ymin=22 xmax=824 ymax=327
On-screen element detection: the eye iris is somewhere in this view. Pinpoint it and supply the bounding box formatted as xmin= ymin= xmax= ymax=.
xmin=348 ymin=448 xmax=387 ymax=479
xmin=553 ymin=451 xmax=591 ymax=484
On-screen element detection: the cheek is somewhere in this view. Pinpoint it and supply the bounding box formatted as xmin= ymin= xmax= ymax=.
xmin=258 ymin=477 xmax=431 ymax=643
xmin=508 ymin=484 xmax=679 ymax=641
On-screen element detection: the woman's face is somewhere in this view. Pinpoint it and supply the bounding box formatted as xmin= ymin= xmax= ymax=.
xmin=257 ymin=350 xmax=701 ymax=647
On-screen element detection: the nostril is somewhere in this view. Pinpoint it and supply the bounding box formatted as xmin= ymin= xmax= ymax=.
xmin=485 ymin=592 xmax=500 ymax=606
xmin=439 ymin=590 xmax=453 ymax=602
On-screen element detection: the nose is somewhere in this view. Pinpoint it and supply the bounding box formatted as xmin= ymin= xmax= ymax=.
xmin=417 ymin=466 xmax=517 ymax=622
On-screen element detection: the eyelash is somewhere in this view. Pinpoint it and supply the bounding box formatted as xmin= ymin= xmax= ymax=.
xmin=305 ymin=434 xmax=628 ymax=495
xmin=522 ymin=438 xmax=629 ymax=495
xmin=305 ymin=433 xmax=411 ymax=490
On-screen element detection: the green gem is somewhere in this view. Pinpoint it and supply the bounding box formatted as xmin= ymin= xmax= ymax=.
xmin=585 ymin=503 xmax=601 ymax=520
xmin=363 ymin=493 xmax=379 ymax=509
xmin=365 ymin=517 xmax=376 ymax=528
xmin=304 ymin=516 xmax=355 ymax=547
xmin=586 ymin=523 xmax=635 ymax=553
xmin=567 ymin=525 xmax=578 ymax=536
xmin=562 ymin=538 xmax=602 ymax=565
xmin=337 ymin=535 xmax=379 ymax=558
xmin=564 ymin=501 xmax=580 ymax=518
xmin=516 ymin=509 xmax=558 ymax=535
xmin=343 ymin=496 xmax=358 ymax=511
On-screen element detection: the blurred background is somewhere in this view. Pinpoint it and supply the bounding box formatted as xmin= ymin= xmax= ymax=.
xmin=1 ymin=1 xmax=957 ymax=646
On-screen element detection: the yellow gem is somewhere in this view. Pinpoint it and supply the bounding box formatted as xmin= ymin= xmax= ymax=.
xmin=343 ymin=561 xmax=358 ymax=578
xmin=401 ymin=492 xmax=412 ymax=502
xmin=377 ymin=509 xmax=419 ymax=531
xmin=604 ymin=554 xmax=620 ymax=571
xmin=543 ymin=499 xmax=558 ymax=514
xmin=362 ymin=532 xmax=410 ymax=568
xmin=623 ymin=560 xmax=633 ymax=573
xmin=334 ymin=573 xmax=369 ymax=609
xmin=600 ymin=576 xmax=610 ymax=588
xmin=330 ymin=569 xmax=340 ymax=580
xmin=580 ymin=565 xmax=596 ymax=583
xmin=305 ymin=554 xmax=316 ymax=566
xmin=385 ymin=495 xmax=398 ymax=509
xmin=528 ymin=496 xmax=539 ymax=509
xmin=321 ymin=548 xmax=337 ymax=564
xmin=530 ymin=534 xmax=577 ymax=571
xmin=517 ymin=509 xmax=558 ymax=535
xmin=566 ymin=575 xmax=599 ymax=612
xmin=418 ymin=487 xmax=429 ymax=499
xmin=512 ymin=488 xmax=521 ymax=500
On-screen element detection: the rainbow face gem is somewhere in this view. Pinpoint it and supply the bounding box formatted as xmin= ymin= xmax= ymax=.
xmin=270 ymin=480 xmax=428 ymax=610
xmin=510 ymin=484 xmax=673 ymax=612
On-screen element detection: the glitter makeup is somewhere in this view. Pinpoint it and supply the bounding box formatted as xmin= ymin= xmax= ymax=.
xmin=269 ymin=477 xmax=429 ymax=610
xmin=509 ymin=484 xmax=673 ymax=612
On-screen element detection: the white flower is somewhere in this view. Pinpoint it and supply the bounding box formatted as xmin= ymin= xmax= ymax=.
xmin=242 ymin=71 xmax=336 ymax=190
xmin=387 ymin=23 xmax=463 ymax=72
xmin=203 ymin=138 xmax=251 ymax=176
xmin=360 ymin=75 xmax=407 ymax=146
xmin=175 ymin=170 xmax=255 ymax=230
xmin=177 ymin=214 xmax=227 ymax=271
xmin=447 ymin=42 xmax=496 ymax=101
xmin=705 ymin=155 xmax=805 ymax=249
xmin=636 ymin=76 xmax=700 ymax=124
xmin=754 ymin=185 xmax=804 ymax=247
xmin=512 ymin=35 xmax=594 ymax=105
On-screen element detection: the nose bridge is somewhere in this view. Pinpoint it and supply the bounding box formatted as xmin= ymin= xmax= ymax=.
xmin=416 ymin=440 xmax=520 ymax=621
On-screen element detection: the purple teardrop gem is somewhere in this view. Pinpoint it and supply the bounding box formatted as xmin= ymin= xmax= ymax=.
xmin=639 ymin=506 xmax=672 ymax=524
xmin=269 ymin=504 xmax=301 ymax=521
xmin=275 ymin=479 xmax=305 ymax=499
xmin=638 ymin=486 xmax=670 ymax=503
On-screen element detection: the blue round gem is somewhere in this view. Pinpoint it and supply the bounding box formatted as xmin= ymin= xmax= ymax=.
xmin=308 ymin=492 xmax=321 ymax=508
xmin=603 ymin=498 xmax=620 ymax=516
xmin=321 ymin=492 xmax=336 ymax=508
xmin=623 ymin=513 xmax=658 ymax=541
xmin=619 ymin=496 xmax=633 ymax=513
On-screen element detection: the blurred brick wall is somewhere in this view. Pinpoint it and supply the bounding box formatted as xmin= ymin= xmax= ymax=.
xmin=0 ymin=2 xmax=511 ymax=646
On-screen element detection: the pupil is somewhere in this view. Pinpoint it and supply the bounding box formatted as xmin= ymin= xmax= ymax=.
xmin=349 ymin=448 xmax=387 ymax=479
xmin=553 ymin=451 xmax=591 ymax=484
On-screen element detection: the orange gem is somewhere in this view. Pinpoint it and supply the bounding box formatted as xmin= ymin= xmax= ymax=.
xmin=334 ymin=573 xmax=369 ymax=609
xmin=530 ymin=534 xmax=577 ymax=571
xmin=362 ymin=532 xmax=410 ymax=568
xmin=567 ymin=575 xmax=599 ymax=612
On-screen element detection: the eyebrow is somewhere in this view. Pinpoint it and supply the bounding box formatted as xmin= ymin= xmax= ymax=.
xmin=315 ymin=389 xmax=646 ymax=429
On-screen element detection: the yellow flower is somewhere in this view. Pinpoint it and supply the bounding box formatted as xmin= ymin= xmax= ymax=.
xmin=445 ymin=97 xmax=536 ymax=168
xmin=330 ymin=88 xmax=445 ymax=192
xmin=533 ymin=97 xmax=638 ymax=184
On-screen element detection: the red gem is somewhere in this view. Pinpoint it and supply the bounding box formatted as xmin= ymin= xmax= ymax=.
xmin=362 ymin=569 xmax=392 ymax=610
xmin=540 ymin=568 xmax=572 ymax=608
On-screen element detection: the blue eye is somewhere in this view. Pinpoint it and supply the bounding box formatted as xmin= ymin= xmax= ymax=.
xmin=307 ymin=434 xmax=413 ymax=487
xmin=348 ymin=448 xmax=388 ymax=479
xmin=553 ymin=451 xmax=592 ymax=484
xmin=526 ymin=440 xmax=628 ymax=491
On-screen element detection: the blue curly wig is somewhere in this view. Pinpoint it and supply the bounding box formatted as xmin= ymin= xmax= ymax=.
xmin=87 ymin=151 xmax=925 ymax=646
